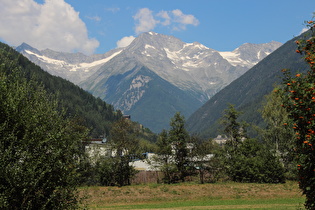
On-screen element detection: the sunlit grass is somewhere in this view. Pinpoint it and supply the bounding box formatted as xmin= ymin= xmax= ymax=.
xmin=80 ymin=181 xmax=305 ymax=209
xmin=94 ymin=197 xmax=305 ymax=209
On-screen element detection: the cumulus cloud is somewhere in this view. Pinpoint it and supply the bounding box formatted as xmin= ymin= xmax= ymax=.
xmin=0 ymin=0 xmax=99 ymax=55
xmin=171 ymin=9 xmax=199 ymax=30
xmin=133 ymin=8 xmax=159 ymax=35
xmin=157 ymin=10 xmax=171 ymax=26
xmin=133 ymin=8 xmax=199 ymax=34
xmin=116 ymin=36 xmax=135 ymax=48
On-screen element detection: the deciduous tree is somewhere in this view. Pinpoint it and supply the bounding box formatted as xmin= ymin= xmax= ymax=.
xmin=108 ymin=118 xmax=140 ymax=186
xmin=280 ymin=19 xmax=315 ymax=209
xmin=0 ymin=68 xmax=88 ymax=209
xmin=261 ymin=90 xmax=296 ymax=179
xmin=220 ymin=105 xmax=284 ymax=183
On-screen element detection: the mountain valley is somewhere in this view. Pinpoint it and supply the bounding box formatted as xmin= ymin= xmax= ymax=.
xmin=16 ymin=32 xmax=281 ymax=133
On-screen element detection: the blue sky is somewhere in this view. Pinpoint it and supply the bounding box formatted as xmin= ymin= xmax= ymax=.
xmin=0 ymin=0 xmax=314 ymax=55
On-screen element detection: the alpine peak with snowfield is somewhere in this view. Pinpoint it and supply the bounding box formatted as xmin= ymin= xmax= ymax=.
xmin=16 ymin=32 xmax=281 ymax=133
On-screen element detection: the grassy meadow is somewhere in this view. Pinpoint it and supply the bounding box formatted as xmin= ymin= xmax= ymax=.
xmin=79 ymin=181 xmax=305 ymax=209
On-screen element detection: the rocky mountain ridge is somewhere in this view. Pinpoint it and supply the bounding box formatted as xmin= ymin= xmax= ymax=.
xmin=16 ymin=32 xmax=282 ymax=132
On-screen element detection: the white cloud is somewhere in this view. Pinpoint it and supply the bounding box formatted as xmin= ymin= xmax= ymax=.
xmin=133 ymin=8 xmax=199 ymax=34
xmin=172 ymin=9 xmax=199 ymax=30
xmin=0 ymin=0 xmax=99 ymax=55
xmin=116 ymin=36 xmax=135 ymax=48
xmin=157 ymin=10 xmax=171 ymax=26
xmin=86 ymin=15 xmax=101 ymax=22
xmin=133 ymin=8 xmax=159 ymax=35
xmin=105 ymin=7 xmax=120 ymax=13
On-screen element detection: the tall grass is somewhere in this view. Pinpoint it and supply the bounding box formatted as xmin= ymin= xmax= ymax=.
xmin=80 ymin=181 xmax=304 ymax=209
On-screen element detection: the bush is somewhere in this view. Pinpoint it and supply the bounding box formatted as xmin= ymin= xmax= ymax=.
xmin=95 ymin=156 xmax=137 ymax=186
xmin=226 ymin=139 xmax=285 ymax=183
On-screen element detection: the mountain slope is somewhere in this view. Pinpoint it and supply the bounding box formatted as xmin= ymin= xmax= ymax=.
xmin=16 ymin=32 xmax=281 ymax=133
xmin=1 ymin=42 xmax=122 ymax=137
xmin=104 ymin=66 xmax=202 ymax=132
xmin=186 ymin=32 xmax=309 ymax=138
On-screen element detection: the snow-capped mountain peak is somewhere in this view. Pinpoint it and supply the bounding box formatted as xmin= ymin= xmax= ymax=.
xmin=219 ymin=41 xmax=282 ymax=67
xmin=16 ymin=32 xmax=282 ymax=133
xmin=17 ymin=43 xmax=122 ymax=83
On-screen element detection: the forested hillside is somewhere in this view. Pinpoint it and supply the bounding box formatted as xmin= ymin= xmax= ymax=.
xmin=0 ymin=42 xmax=122 ymax=137
xmin=186 ymin=31 xmax=310 ymax=138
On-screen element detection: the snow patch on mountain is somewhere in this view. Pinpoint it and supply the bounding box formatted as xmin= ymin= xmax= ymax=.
xmin=118 ymin=75 xmax=152 ymax=111
xmin=218 ymin=51 xmax=251 ymax=67
xmin=219 ymin=42 xmax=282 ymax=67
xmin=145 ymin=44 xmax=155 ymax=50
xmin=148 ymin=32 xmax=158 ymax=36
xmin=70 ymin=50 xmax=122 ymax=72
xmin=25 ymin=49 xmax=122 ymax=72
xmin=25 ymin=50 xmax=67 ymax=66
xmin=163 ymin=45 xmax=212 ymax=72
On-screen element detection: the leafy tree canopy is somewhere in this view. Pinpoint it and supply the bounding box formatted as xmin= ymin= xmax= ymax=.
xmin=0 ymin=67 xmax=88 ymax=209
xmin=279 ymin=19 xmax=315 ymax=209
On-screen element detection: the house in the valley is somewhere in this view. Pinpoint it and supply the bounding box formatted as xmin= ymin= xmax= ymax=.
xmin=129 ymin=152 xmax=157 ymax=171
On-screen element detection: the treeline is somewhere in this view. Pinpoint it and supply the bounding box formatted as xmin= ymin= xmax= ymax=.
xmin=85 ymin=99 xmax=294 ymax=187
xmin=0 ymin=42 xmax=122 ymax=137
xmin=149 ymin=102 xmax=293 ymax=185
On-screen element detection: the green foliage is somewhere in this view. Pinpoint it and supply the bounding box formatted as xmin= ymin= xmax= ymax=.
xmin=220 ymin=104 xmax=248 ymax=150
xmin=168 ymin=112 xmax=190 ymax=182
xmin=96 ymin=156 xmax=136 ymax=187
xmin=154 ymin=129 xmax=177 ymax=184
xmin=190 ymin=137 xmax=224 ymax=183
xmin=260 ymin=90 xmax=296 ymax=179
xmin=220 ymin=105 xmax=285 ymax=183
xmin=279 ymin=20 xmax=315 ymax=209
xmin=226 ymin=139 xmax=285 ymax=183
xmin=154 ymin=113 xmax=192 ymax=183
xmin=95 ymin=157 xmax=117 ymax=186
xmin=0 ymin=68 xmax=88 ymax=209
xmin=107 ymin=119 xmax=140 ymax=186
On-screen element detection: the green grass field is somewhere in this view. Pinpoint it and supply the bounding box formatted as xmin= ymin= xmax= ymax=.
xmin=80 ymin=181 xmax=305 ymax=209
xmin=98 ymin=198 xmax=304 ymax=209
